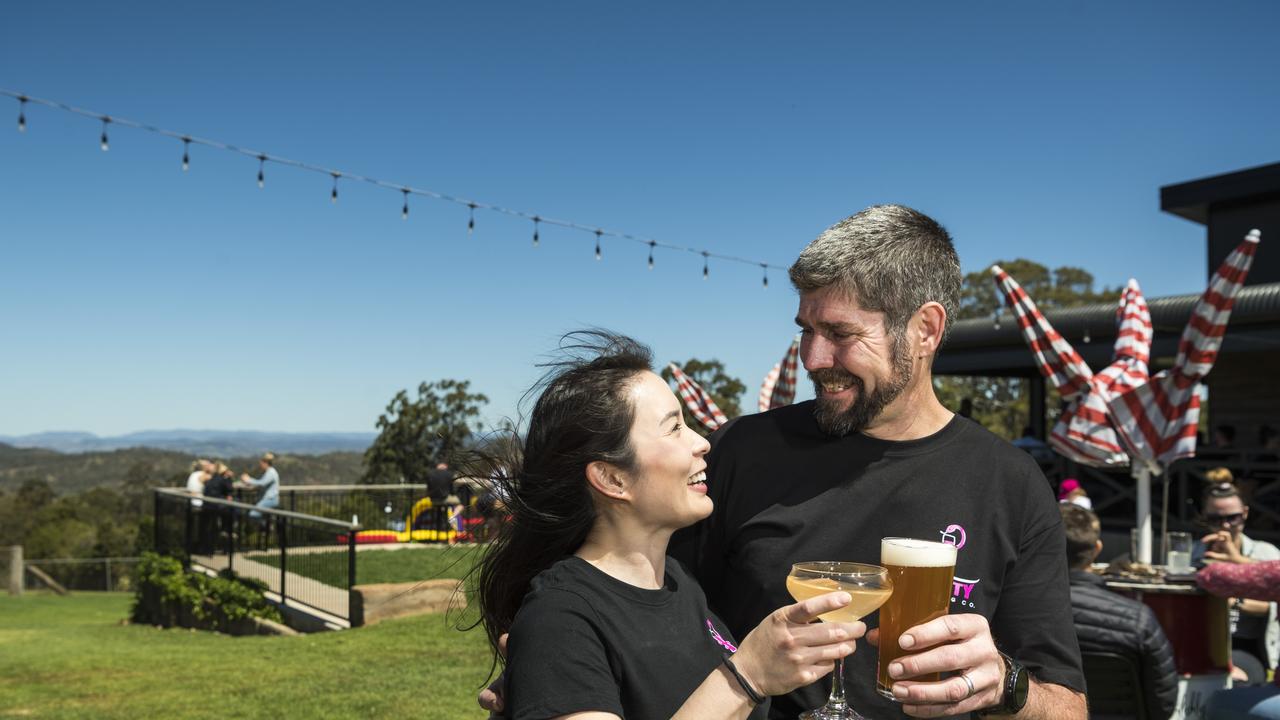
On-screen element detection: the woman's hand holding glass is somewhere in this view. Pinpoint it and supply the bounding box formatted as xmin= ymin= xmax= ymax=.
xmin=730 ymin=591 xmax=865 ymax=699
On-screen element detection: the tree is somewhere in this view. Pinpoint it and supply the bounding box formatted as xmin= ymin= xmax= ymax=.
xmin=938 ymin=260 xmax=1117 ymax=439
xmin=362 ymin=379 xmax=489 ymax=485
xmin=660 ymin=359 xmax=746 ymax=437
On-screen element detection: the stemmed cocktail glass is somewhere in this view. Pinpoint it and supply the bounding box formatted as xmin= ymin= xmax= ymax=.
xmin=786 ymin=562 xmax=893 ymax=720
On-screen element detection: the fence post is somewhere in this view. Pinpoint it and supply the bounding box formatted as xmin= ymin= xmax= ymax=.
xmin=153 ymin=491 xmax=161 ymax=554
xmin=7 ymin=546 xmax=22 ymax=596
xmin=183 ymin=499 xmax=193 ymax=564
xmin=348 ymin=521 xmax=358 ymax=624
xmin=228 ymin=508 xmax=236 ymax=576
xmin=104 ymin=558 xmax=112 ymax=592
xmin=279 ymin=516 xmax=287 ymax=605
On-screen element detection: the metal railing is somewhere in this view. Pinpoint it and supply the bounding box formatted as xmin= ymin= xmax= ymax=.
xmin=154 ymin=488 xmax=361 ymax=627
xmin=233 ymin=483 xmax=491 ymax=543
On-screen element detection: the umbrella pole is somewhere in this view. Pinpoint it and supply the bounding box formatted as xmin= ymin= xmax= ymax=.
xmin=1135 ymin=463 xmax=1153 ymax=564
xmin=1160 ymin=473 xmax=1171 ymax=565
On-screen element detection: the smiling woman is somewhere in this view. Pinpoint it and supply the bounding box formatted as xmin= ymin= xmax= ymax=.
xmin=470 ymin=330 xmax=865 ymax=720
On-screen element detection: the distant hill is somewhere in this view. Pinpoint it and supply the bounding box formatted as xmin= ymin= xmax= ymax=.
xmin=0 ymin=429 xmax=375 ymax=456
xmin=0 ymin=443 xmax=366 ymax=496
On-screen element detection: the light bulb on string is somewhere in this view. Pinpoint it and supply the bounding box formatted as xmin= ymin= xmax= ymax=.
xmin=647 ymin=241 xmax=656 ymax=269
xmin=181 ymin=137 xmax=190 ymax=172
xmin=702 ymin=251 xmax=710 ymax=280
xmin=401 ymin=189 xmax=410 ymax=220
xmin=532 ymin=216 xmax=541 ymax=247
xmin=99 ymin=117 xmax=110 ymax=151
xmin=17 ymin=95 xmax=27 ymax=132
xmin=594 ymin=230 xmax=602 ymax=261
xmin=761 ymin=264 xmax=769 ymax=289
xmin=257 ymin=155 xmax=266 ymax=188
xmin=468 ymin=203 xmax=477 ymax=235
xmin=331 ymin=173 xmax=340 ymax=204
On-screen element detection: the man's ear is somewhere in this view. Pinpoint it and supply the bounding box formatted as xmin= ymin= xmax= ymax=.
xmin=913 ymin=301 xmax=947 ymax=357
xmin=586 ymin=460 xmax=629 ymax=501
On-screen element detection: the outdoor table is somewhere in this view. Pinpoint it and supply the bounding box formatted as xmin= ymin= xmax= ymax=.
xmin=1104 ymin=574 xmax=1231 ymax=720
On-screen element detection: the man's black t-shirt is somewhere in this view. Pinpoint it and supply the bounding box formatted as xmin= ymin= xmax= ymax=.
xmin=672 ymin=402 xmax=1085 ymax=719
xmin=505 ymin=555 xmax=768 ymax=720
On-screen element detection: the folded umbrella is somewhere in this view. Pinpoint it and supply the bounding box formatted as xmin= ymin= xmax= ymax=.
xmin=668 ymin=362 xmax=729 ymax=432
xmin=758 ymin=335 xmax=800 ymax=412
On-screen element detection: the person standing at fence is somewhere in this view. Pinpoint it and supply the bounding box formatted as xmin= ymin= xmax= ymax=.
xmin=185 ymin=460 xmax=211 ymax=507
xmin=197 ymin=463 xmax=236 ymax=553
xmin=427 ymin=462 xmax=456 ymax=502
xmin=238 ymin=452 xmax=280 ymax=519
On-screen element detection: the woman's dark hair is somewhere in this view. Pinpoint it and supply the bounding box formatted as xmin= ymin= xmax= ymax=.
xmin=471 ymin=330 xmax=653 ymax=658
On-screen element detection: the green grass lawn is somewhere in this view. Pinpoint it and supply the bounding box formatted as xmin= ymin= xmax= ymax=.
xmin=253 ymin=543 xmax=485 ymax=588
xmin=0 ymin=592 xmax=494 ymax=720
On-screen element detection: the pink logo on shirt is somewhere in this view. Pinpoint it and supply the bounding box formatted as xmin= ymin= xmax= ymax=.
xmin=706 ymin=618 xmax=738 ymax=653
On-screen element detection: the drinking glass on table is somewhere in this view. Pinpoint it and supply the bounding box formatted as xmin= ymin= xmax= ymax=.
xmin=1165 ymin=531 xmax=1193 ymax=573
xmin=786 ymin=562 xmax=893 ymax=720
xmin=876 ymin=538 xmax=958 ymax=700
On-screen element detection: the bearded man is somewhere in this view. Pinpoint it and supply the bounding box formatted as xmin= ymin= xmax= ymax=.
xmin=673 ymin=205 xmax=1086 ymax=719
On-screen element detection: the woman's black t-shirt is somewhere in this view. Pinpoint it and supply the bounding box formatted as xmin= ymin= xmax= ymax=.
xmin=505 ymin=555 xmax=769 ymax=720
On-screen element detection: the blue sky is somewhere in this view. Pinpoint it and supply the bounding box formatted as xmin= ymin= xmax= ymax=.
xmin=2 ymin=1 xmax=1278 ymax=436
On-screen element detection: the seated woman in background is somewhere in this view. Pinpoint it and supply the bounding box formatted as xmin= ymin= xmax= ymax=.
xmin=1199 ymin=560 xmax=1280 ymax=720
xmin=473 ymin=332 xmax=862 ymax=720
xmin=1197 ymin=474 xmax=1279 ymax=686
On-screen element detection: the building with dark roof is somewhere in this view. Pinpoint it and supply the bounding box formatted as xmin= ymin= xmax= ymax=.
xmin=935 ymin=162 xmax=1280 ymax=542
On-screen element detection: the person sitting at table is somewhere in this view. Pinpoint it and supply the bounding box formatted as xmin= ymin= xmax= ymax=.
xmin=237 ymin=452 xmax=280 ymax=520
xmin=1061 ymin=504 xmax=1177 ymax=720
xmin=1199 ymin=560 xmax=1280 ymax=720
xmin=1196 ymin=476 xmax=1280 ymax=686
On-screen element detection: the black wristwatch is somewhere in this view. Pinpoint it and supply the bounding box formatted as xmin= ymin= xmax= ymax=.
xmin=979 ymin=652 xmax=1029 ymax=716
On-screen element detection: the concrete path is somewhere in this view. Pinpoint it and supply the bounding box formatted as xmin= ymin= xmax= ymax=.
xmin=191 ymin=552 xmax=349 ymax=629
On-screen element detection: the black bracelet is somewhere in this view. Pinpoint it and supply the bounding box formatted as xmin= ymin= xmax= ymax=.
xmin=722 ymin=653 xmax=766 ymax=706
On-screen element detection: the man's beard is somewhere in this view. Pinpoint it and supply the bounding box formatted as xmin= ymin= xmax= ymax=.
xmin=810 ymin=335 xmax=913 ymax=437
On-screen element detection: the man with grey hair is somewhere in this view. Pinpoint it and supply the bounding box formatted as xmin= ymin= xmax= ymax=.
xmin=480 ymin=205 xmax=1084 ymax=719
xmin=677 ymin=205 xmax=1086 ymax=718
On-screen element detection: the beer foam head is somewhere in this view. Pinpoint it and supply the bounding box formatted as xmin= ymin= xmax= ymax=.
xmin=881 ymin=537 xmax=957 ymax=567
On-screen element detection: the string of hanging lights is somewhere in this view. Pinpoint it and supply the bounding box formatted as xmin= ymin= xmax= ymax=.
xmin=3 ymin=88 xmax=784 ymax=287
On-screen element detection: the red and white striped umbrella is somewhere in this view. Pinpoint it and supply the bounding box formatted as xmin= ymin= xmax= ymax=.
xmin=992 ymin=266 xmax=1113 ymax=464
xmin=758 ymin=335 xmax=801 ymax=412
xmin=991 ymin=268 xmax=1154 ymax=466
xmin=1049 ymin=279 xmax=1154 ymax=466
xmin=1109 ymin=230 xmax=1261 ymax=466
xmin=668 ymin=362 xmax=729 ymax=432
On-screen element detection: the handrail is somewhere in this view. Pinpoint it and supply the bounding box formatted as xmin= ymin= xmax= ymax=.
xmin=24 ymin=556 xmax=141 ymax=564
xmin=154 ymin=488 xmax=361 ymax=530
xmin=277 ymin=484 xmax=427 ymax=492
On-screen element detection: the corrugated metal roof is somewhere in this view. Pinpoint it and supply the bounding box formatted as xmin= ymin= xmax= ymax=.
xmin=943 ymin=281 xmax=1280 ymax=351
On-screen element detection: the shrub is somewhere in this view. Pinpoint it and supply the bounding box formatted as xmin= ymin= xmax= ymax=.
xmin=131 ymin=552 xmax=283 ymax=632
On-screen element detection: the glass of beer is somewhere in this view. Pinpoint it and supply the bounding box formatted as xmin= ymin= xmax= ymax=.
xmin=876 ymin=538 xmax=957 ymax=700
xmin=786 ymin=562 xmax=893 ymax=720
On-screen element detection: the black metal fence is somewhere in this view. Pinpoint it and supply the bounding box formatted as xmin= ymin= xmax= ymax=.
xmin=233 ymin=483 xmax=492 ymax=543
xmin=154 ymin=488 xmax=360 ymax=628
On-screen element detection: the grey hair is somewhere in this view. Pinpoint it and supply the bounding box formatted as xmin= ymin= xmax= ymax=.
xmin=789 ymin=204 xmax=961 ymax=343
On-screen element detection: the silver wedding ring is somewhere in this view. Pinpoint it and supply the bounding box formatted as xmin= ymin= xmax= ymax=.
xmin=960 ymin=673 xmax=977 ymax=699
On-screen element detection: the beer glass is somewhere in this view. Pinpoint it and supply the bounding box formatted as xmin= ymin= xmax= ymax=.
xmin=876 ymin=538 xmax=957 ymax=700
xmin=787 ymin=562 xmax=893 ymax=720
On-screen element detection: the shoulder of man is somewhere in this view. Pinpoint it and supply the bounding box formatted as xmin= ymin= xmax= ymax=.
xmin=708 ymin=401 xmax=815 ymax=451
